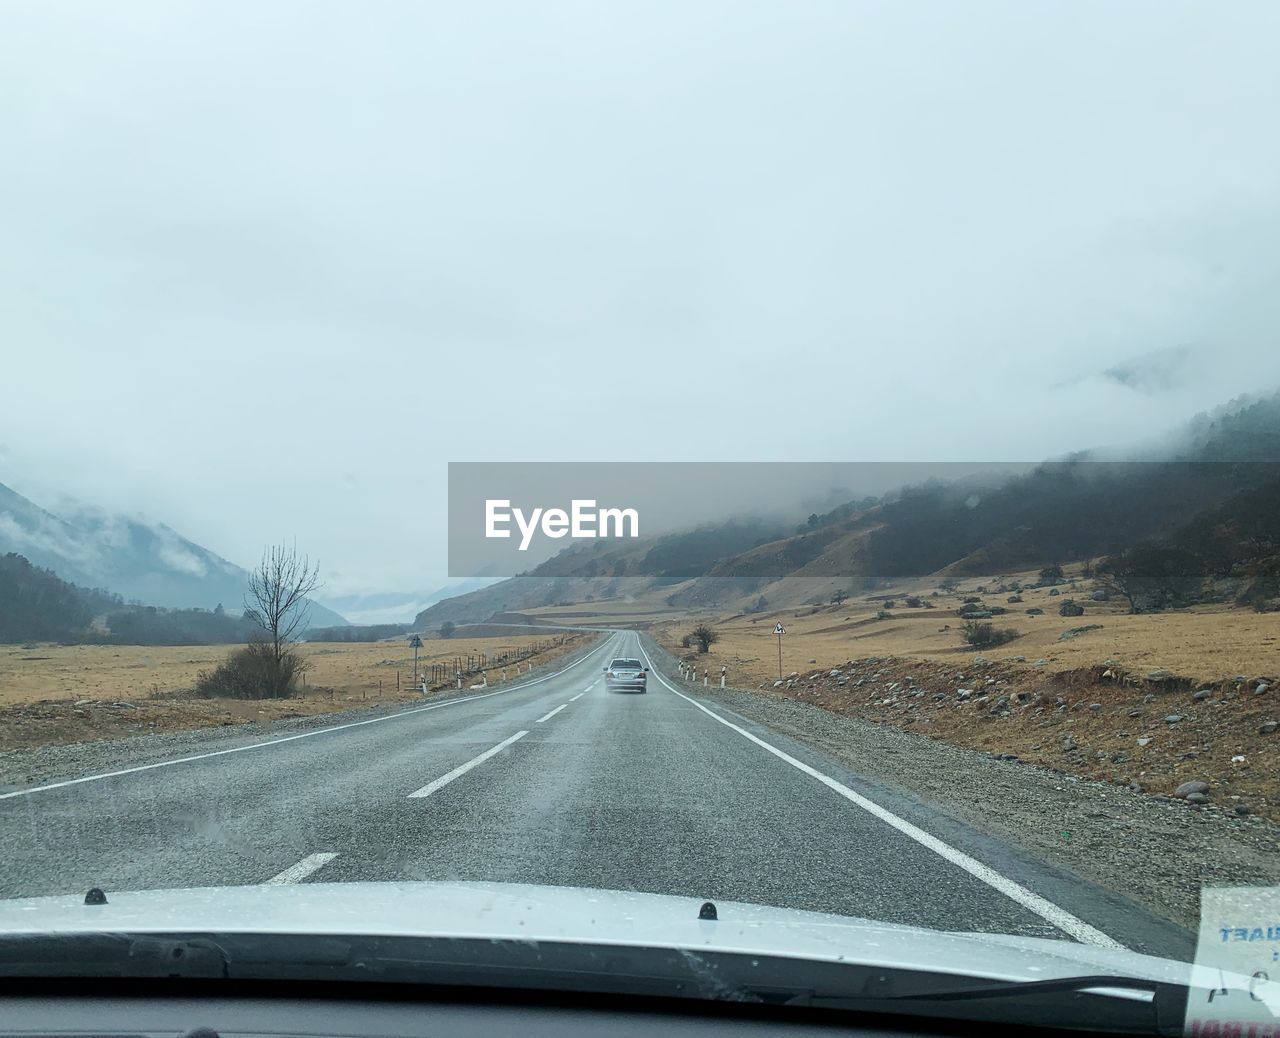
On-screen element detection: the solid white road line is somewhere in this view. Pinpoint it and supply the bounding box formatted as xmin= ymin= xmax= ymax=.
xmin=0 ymin=635 xmax=620 ymax=802
xmin=408 ymin=731 xmax=528 ymax=798
xmin=536 ymin=703 xmax=568 ymax=723
xmin=638 ymin=644 xmax=1123 ymax=950
xmin=264 ymin=852 xmax=338 ymax=885
xmin=569 ymin=692 xmax=585 ymax=702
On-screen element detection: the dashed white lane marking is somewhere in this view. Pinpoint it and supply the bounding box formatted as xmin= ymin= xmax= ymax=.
xmin=408 ymin=731 xmax=528 ymax=798
xmin=264 ymin=852 xmax=338 ymax=884
xmin=0 ymin=636 xmax=622 ymax=802
xmin=569 ymin=692 xmax=585 ymax=702
xmin=536 ymin=703 xmax=569 ymax=723
xmin=638 ymin=644 xmax=1123 ymax=950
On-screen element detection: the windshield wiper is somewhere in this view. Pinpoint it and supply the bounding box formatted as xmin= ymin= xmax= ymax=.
xmin=789 ymin=975 xmax=1187 ymax=1036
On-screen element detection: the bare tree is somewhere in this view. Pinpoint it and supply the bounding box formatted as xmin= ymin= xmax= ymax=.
xmin=244 ymin=543 xmax=322 ymax=668
xmin=1094 ymin=544 xmax=1205 ymax=614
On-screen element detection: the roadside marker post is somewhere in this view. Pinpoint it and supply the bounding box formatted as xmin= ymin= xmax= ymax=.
xmin=774 ymin=623 xmax=785 ymax=680
xmin=720 ymin=665 xmax=726 ymax=689
xmin=409 ymin=634 xmax=422 ymax=686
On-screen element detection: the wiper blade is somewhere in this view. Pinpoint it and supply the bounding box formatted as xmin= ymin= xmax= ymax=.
xmin=792 ymin=975 xmax=1188 ymax=1037
xmin=880 ymin=974 xmax=1163 ymax=1002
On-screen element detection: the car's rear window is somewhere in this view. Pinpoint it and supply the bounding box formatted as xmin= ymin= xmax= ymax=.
xmin=610 ymin=659 xmax=642 ymax=669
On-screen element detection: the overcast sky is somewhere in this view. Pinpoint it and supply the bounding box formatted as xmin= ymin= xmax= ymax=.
xmin=3 ymin=0 xmax=1279 ymax=599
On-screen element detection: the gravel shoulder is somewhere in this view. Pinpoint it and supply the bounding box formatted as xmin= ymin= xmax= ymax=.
xmin=642 ymin=637 xmax=1280 ymax=932
xmin=0 ymin=635 xmax=607 ymax=793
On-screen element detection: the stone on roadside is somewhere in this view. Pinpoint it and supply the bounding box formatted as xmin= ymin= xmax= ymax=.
xmin=1059 ymin=623 xmax=1102 ymax=640
xmin=1174 ymin=780 xmax=1209 ymax=798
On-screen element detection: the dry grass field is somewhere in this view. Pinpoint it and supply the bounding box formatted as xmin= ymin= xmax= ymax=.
xmin=0 ymin=633 xmax=587 ymax=752
xmin=654 ymin=600 xmax=1280 ymax=691
xmin=635 ymin=572 xmax=1280 ymax=819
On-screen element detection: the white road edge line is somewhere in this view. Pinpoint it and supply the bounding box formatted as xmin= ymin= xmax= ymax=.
xmin=0 ymin=635 xmax=620 ymax=801
xmin=408 ymin=730 xmax=529 ymax=798
xmin=569 ymin=692 xmax=585 ymax=702
xmin=536 ymin=703 xmax=568 ymax=723
xmin=638 ymin=643 xmax=1123 ymax=950
xmin=264 ymin=852 xmax=338 ymax=885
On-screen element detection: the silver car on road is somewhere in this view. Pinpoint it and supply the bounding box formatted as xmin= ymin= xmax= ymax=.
xmin=604 ymin=657 xmax=648 ymax=693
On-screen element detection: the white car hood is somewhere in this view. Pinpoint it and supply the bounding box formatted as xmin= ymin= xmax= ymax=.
xmin=0 ymin=880 xmax=1194 ymax=990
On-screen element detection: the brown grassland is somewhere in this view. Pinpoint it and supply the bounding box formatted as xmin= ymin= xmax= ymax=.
xmin=0 ymin=633 xmax=586 ymax=752
xmin=636 ymin=571 xmax=1280 ymax=819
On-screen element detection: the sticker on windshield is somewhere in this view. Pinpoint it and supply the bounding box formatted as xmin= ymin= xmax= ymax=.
xmin=1186 ymin=886 xmax=1280 ymax=1035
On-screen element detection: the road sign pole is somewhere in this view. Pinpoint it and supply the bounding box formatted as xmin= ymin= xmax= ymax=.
xmin=409 ymin=634 xmax=423 ymax=688
xmin=774 ymin=622 xmax=785 ymax=680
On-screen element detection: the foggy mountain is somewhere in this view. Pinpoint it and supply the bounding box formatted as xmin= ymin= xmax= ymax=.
xmin=0 ymin=482 xmax=348 ymax=627
xmin=321 ymin=579 xmax=499 ymax=626
xmin=415 ymin=393 xmax=1280 ymax=627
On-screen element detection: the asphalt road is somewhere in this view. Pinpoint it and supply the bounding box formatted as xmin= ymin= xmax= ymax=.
xmin=0 ymin=631 xmax=1191 ymax=958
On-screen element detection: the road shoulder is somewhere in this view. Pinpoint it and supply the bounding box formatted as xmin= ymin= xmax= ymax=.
xmin=641 ymin=637 xmax=1279 ymax=935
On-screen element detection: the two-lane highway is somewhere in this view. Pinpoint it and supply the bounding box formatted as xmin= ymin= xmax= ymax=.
xmin=0 ymin=631 xmax=1191 ymax=958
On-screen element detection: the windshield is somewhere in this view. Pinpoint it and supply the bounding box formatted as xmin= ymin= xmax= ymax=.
xmin=2 ymin=1 xmax=1278 ymax=1034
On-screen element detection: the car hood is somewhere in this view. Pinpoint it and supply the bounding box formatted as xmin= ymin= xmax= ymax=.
xmin=0 ymin=880 xmax=1193 ymax=989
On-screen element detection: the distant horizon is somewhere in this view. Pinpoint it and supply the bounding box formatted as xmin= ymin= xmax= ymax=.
xmin=5 ymin=388 xmax=1278 ymax=620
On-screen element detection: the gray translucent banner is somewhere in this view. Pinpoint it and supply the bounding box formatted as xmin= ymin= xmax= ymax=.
xmin=448 ymin=460 xmax=1279 ymax=580
xmin=449 ymin=461 xmax=1037 ymax=577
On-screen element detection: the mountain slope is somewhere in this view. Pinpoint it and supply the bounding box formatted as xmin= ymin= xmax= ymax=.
xmin=417 ymin=393 xmax=1280 ymax=625
xmin=0 ymin=483 xmax=347 ymax=626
